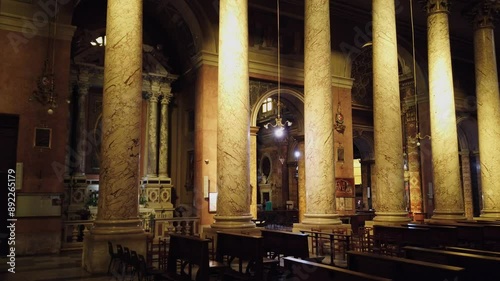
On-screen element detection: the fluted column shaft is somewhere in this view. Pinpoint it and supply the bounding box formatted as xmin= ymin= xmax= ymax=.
xmin=371 ymin=0 xmax=409 ymax=223
xmin=95 ymin=0 xmax=143 ymax=225
xmin=146 ymin=88 xmax=160 ymax=177
xmin=213 ymin=0 xmax=253 ymax=228
xmin=425 ymin=0 xmax=465 ymax=220
xmin=303 ymin=0 xmax=338 ymax=225
xmin=472 ymin=4 xmax=500 ymax=219
xmin=159 ymin=86 xmax=172 ymax=178
xmin=75 ymin=69 xmax=90 ymax=176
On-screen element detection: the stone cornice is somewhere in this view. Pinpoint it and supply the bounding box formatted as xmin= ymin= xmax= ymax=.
xmin=0 ymin=12 xmax=75 ymax=41
xmin=191 ymin=50 xmax=354 ymax=89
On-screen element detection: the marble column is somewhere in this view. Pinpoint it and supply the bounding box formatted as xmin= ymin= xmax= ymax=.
xmin=74 ymin=67 xmax=91 ymax=176
xmin=83 ymin=0 xmax=145 ymax=273
xmin=471 ymin=2 xmax=500 ymax=219
xmin=460 ymin=150 xmax=474 ymax=220
xmin=146 ymin=84 xmax=160 ymax=178
xmin=212 ymin=0 xmax=253 ymax=229
xmin=424 ymin=0 xmax=465 ymax=220
xmin=372 ymin=0 xmax=409 ymax=223
xmin=250 ymin=126 xmax=259 ymax=219
xmin=302 ymin=0 xmax=339 ymax=225
xmin=159 ymin=83 xmax=172 ymax=179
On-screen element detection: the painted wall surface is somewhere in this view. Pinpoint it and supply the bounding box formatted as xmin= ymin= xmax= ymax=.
xmin=0 ymin=28 xmax=72 ymax=254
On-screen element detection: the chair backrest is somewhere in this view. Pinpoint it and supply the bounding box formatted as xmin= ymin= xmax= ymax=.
xmin=108 ymin=241 xmax=115 ymax=256
xmin=130 ymin=250 xmax=140 ymax=272
xmin=123 ymin=247 xmax=131 ymax=265
xmin=117 ymin=244 xmax=124 ymax=255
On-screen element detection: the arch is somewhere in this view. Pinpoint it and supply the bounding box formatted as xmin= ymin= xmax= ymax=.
xmin=251 ymin=87 xmax=304 ymax=128
xmin=457 ymin=116 xmax=479 ymax=152
xmin=172 ymin=0 xmax=218 ymax=53
xmin=353 ymin=133 xmax=374 ymax=161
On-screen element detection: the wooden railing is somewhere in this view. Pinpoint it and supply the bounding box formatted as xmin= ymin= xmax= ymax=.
xmin=61 ymin=216 xmax=200 ymax=250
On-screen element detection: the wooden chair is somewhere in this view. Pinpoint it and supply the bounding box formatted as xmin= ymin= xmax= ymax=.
xmin=138 ymin=254 xmax=165 ymax=281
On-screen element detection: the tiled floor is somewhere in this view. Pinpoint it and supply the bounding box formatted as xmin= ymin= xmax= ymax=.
xmin=0 ymin=250 xmax=118 ymax=281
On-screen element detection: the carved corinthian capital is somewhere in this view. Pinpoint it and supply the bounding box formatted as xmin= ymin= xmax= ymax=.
xmin=421 ymin=0 xmax=451 ymax=15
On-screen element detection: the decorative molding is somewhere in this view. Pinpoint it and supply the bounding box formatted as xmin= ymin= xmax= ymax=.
xmin=191 ymin=50 xmax=354 ymax=89
xmin=0 ymin=12 xmax=76 ymax=41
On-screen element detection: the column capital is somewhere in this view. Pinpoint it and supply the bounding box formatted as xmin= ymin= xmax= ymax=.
xmin=420 ymin=0 xmax=451 ymax=15
xmin=463 ymin=1 xmax=499 ymax=30
xmin=143 ymin=91 xmax=160 ymax=102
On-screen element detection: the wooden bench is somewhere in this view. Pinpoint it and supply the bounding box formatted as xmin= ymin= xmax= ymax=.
xmin=403 ymin=222 xmax=458 ymax=248
xmin=372 ymin=225 xmax=430 ymax=256
xmin=347 ymin=250 xmax=465 ymax=281
xmin=215 ymin=231 xmax=270 ymax=280
xmin=427 ymin=221 xmax=485 ymax=249
xmin=444 ymin=246 xmax=500 ymax=258
xmin=261 ymin=229 xmax=323 ymax=262
xmin=403 ymin=246 xmax=500 ymax=281
xmin=162 ymin=233 xmax=226 ymax=281
xmin=282 ymin=256 xmax=392 ymax=281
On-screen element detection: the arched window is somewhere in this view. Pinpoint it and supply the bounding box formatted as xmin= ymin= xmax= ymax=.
xmin=262 ymin=97 xmax=273 ymax=113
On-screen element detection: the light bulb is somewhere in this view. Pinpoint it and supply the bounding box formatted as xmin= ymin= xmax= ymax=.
xmin=47 ymin=108 xmax=54 ymax=115
xmin=274 ymin=127 xmax=284 ymax=138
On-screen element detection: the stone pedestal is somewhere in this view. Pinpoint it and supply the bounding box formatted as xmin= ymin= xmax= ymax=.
xmin=83 ymin=223 xmax=147 ymax=273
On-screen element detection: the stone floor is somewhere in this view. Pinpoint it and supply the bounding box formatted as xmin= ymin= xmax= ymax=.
xmin=0 ymin=250 xmax=117 ymax=281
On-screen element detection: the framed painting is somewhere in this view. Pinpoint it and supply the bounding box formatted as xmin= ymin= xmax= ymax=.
xmin=335 ymin=178 xmax=354 ymax=197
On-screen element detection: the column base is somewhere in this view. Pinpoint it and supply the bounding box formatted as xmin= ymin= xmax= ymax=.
xmin=211 ymin=215 xmax=256 ymax=229
xmin=480 ymin=209 xmax=500 ymax=220
xmin=301 ymin=213 xmax=342 ymax=225
xmin=373 ymin=211 xmax=411 ymax=224
xmin=82 ymin=219 xmax=147 ymax=274
xmin=431 ymin=210 xmax=466 ymax=221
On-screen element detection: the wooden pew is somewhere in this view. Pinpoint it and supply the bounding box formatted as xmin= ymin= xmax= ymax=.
xmin=403 ymin=223 xmax=458 ymax=248
xmin=444 ymin=246 xmax=500 ymax=258
xmin=261 ymin=229 xmax=322 ymax=262
xmin=282 ymin=256 xmax=392 ymax=281
xmin=427 ymin=221 xmax=485 ymax=249
xmin=372 ymin=225 xmax=430 ymax=256
xmin=347 ymin=250 xmax=465 ymax=281
xmin=215 ymin=231 xmax=267 ymax=281
xmin=482 ymin=224 xmax=500 ymax=251
xmin=162 ymin=233 xmax=226 ymax=281
xmin=403 ymin=246 xmax=500 ymax=281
